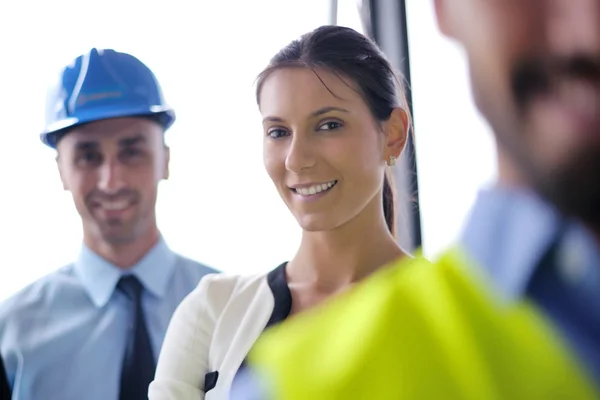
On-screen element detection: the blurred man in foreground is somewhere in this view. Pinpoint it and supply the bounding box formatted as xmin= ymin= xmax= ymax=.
xmin=233 ymin=0 xmax=600 ymax=398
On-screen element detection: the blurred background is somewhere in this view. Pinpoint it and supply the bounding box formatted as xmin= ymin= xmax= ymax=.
xmin=0 ymin=0 xmax=496 ymax=300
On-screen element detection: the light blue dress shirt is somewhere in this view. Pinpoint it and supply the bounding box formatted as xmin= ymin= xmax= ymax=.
xmin=0 ymin=236 xmax=217 ymax=400
xmin=462 ymin=188 xmax=600 ymax=383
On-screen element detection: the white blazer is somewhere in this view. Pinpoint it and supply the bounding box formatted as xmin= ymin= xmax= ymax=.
xmin=148 ymin=263 xmax=290 ymax=399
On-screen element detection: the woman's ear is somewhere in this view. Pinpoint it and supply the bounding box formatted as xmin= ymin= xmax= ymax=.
xmin=384 ymin=108 xmax=409 ymax=160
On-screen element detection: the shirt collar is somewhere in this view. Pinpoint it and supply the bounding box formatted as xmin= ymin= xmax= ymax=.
xmin=460 ymin=187 xmax=564 ymax=302
xmin=74 ymin=236 xmax=177 ymax=308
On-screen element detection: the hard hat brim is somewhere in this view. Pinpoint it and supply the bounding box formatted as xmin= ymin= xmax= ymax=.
xmin=40 ymin=105 xmax=175 ymax=149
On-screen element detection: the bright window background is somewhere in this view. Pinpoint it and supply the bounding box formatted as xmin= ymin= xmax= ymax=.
xmin=0 ymin=0 xmax=333 ymax=300
xmin=406 ymin=0 xmax=497 ymax=258
xmin=0 ymin=0 xmax=495 ymax=300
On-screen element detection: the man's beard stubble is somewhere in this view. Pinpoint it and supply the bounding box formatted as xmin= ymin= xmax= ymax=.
xmin=86 ymin=188 xmax=143 ymax=246
xmin=502 ymin=54 xmax=600 ymax=229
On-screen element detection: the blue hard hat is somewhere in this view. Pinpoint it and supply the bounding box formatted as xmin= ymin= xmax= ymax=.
xmin=40 ymin=48 xmax=176 ymax=148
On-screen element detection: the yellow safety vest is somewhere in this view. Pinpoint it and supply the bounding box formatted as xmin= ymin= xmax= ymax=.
xmin=249 ymin=247 xmax=599 ymax=399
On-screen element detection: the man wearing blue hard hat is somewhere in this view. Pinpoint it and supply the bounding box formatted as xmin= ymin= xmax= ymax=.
xmin=0 ymin=48 xmax=218 ymax=400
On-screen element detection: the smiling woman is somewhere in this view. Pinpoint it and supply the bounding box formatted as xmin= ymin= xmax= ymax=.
xmin=148 ymin=25 xmax=422 ymax=400
xmin=258 ymin=66 xmax=402 ymax=236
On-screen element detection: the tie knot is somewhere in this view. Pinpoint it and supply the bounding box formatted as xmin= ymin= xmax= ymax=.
xmin=117 ymin=275 xmax=144 ymax=302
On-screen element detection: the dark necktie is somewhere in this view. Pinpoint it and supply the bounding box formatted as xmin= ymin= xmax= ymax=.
xmin=0 ymin=355 xmax=10 ymax=400
xmin=118 ymin=275 xmax=155 ymax=400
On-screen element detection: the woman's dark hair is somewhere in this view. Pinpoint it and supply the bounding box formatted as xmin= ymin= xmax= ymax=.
xmin=256 ymin=25 xmax=412 ymax=236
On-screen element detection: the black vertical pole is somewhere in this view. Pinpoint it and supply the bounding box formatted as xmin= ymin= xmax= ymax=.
xmin=329 ymin=0 xmax=338 ymax=25
xmin=360 ymin=0 xmax=422 ymax=251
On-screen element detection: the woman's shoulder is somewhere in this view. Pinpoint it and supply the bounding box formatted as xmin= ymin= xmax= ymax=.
xmin=198 ymin=270 xmax=271 ymax=291
xmin=186 ymin=269 xmax=277 ymax=313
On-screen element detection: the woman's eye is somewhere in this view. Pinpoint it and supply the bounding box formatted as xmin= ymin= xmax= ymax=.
xmin=319 ymin=121 xmax=342 ymax=131
xmin=267 ymin=128 xmax=289 ymax=139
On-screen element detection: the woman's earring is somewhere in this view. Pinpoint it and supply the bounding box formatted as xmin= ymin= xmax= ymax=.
xmin=387 ymin=155 xmax=397 ymax=167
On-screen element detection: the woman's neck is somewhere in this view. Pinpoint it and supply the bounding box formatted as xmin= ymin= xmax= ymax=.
xmin=287 ymin=201 xmax=407 ymax=295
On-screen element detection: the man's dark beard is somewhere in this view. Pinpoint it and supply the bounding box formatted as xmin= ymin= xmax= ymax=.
xmin=504 ymin=54 xmax=600 ymax=227
xmin=534 ymin=148 xmax=600 ymax=226
xmin=511 ymin=54 xmax=600 ymax=111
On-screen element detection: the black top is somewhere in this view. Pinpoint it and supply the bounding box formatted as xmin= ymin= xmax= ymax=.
xmin=204 ymin=262 xmax=292 ymax=393
xmin=263 ymin=262 xmax=293 ymax=329
xmin=0 ymin=355 xmax=11 ymax=400
xmin=234 ymin=263 xmax=292 ymax=374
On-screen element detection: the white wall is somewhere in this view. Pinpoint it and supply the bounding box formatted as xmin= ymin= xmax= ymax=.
xmin=0 ymin=0 xmax=497 ymax=300
xmin=406 ymin=0 xmax=498 ymax=258
xmin=0 ymin=0 xmax=331 ymax=300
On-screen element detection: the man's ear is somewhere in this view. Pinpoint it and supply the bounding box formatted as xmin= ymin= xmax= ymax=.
xmin=55 ymin=153 xmax=69 ymax=191
xmin=433 ymin=0 xmax=454 ymax=38
xmin=384 ymin=108 xmax=409 ymax=160
xmin=162 ymin=145 xmax=170 ymax=180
